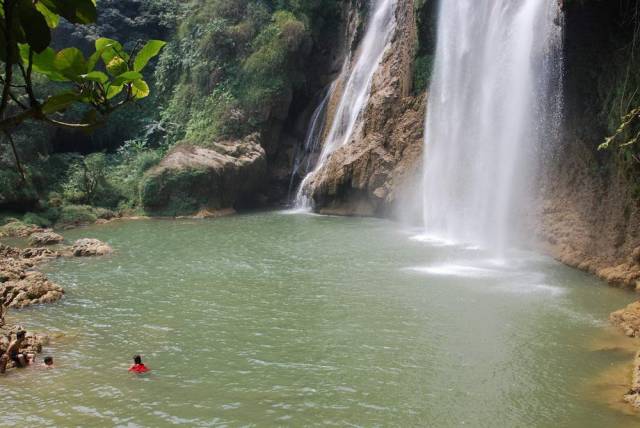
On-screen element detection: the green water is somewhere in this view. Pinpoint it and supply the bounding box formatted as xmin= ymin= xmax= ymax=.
xmin=1 ymin=212 xmax=639 ymax=427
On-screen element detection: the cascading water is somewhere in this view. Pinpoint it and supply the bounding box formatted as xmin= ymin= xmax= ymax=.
xmin=295 ymin=0 xmax=397 ymax=209
xmin=287 ymin=83 xmax=335 ymax=202
xmin=421 ymin=0 xmax=563 ymax=253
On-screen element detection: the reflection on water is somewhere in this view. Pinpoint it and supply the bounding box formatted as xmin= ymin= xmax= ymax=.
xmin=1 ymin=212 xmax=639 ymax=427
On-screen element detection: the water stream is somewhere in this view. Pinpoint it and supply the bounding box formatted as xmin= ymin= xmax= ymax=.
xmin=1 ymin=213 xmax=637 ymax=426
xmin=295 ymin=0 xmax=397 ymax=208
xmin=288 ymin=84 xmax=334 ymax=204
xmin=422 ymin=0 xmax=564 ymax=253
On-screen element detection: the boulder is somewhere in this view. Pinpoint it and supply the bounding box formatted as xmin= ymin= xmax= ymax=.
xmin=71 ymin=239 xmax=112 ymax=257
xmin=28 ymin=231 xmax=64 ymax=246
xmin=610 ymin=301 xmax=640 ymax=337
xmin=140 ymin=133 xmax=267 ymax=215
xmin=0 ymin=221 xmax=44 ymax=238
xmin=0 ymin=271 xmax=64 ymax=309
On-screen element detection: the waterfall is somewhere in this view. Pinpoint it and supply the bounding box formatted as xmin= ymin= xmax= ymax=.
xmin=295 ymin=0 xmax=397 ymax=209
xmin=421 ymin=0 xmax=563 ymax=253
xmin=288 ymin=83 xmax=334 ymax=203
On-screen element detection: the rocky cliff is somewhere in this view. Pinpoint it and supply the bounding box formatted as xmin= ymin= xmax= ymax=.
xmin=303 ymin=0 xmax=427 ymax=217
xmin=536 ymin=1 xmax=640 ymax=289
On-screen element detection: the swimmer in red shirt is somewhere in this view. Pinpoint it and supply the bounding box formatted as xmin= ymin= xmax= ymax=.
xmin=128 ymin=355 xmax=149 ymax=373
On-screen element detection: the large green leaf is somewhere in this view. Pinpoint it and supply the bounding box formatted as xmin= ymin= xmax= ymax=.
xmin=18 ymin=44 xmax=67 ymax=81
xmin=41 ymin=92 xmax=81 ymax=114
xmin=131 ymin=79 xmax=150 ymax=99
xmin=113 ymin=71 xmax=142 ymax=86
xmin=18 ymin=0 xmax=51 ymax=53
xmin=95 ymin=37 xmax=128 ymax=63
xmin=35 ymin=2 xmax=59 ymax=28
xmin=133 ymin=40 xmax=166 ymax=72
xmin=81 ymin=71 xmax=109 ymax=84
xmin=53 ymin=47 xmax=87 ymax=79
xmin=106 ymin=84 xmax=124 ymax=100
xmin=39 ymin=0 xmax=96 ymax=25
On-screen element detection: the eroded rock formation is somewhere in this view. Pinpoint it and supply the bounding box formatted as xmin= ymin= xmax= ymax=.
xmin=140 ymin=133 xmax=267 ymax=215
xmin=305 ymin=0 xmax=426 ymax=217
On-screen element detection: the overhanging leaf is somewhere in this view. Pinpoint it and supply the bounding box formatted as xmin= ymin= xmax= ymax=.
xmin=81 ymin=71 xmax=109 ymax=84
xmin=106 ymin=84 xmax=124 ymax=100
xmin=131 ymin=79 xmax=150 ymax=99
xmin=113 ymin=71 xmax=142 ymax=86
xmin=18 ymin=0 xmax=51 ymax=53
xmin=42 ymin=92 xmax=81 ymax=114
xmin=95 ymin=37 xmax=128 ymax=63
xmin=35 ymin=2 xmax=59 ymax=28
xmin=39 ymin=0 xmax=96 ymax=25
xmin=18 ymin=44 xmax=68 ymax=81
xmin=53 ymin=47 xmax=87 ymax=79
xmin=133 ymin=40 xmax=166 ymax=72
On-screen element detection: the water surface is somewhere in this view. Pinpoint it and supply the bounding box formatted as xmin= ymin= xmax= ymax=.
xmin=1 ymin=212 xmax=638 ymax=427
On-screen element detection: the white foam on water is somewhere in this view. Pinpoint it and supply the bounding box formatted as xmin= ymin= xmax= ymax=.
xmin=406 ymin=264 xmax=500 ymax=278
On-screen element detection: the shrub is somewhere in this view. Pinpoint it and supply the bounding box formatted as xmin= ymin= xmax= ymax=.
xmin=57 ymin=205 xmax=98 ymax=226
xmin=413 ymin=54 xmax=434 ymax=95
xmin=22 ymin=213 xmax=52 ymax=228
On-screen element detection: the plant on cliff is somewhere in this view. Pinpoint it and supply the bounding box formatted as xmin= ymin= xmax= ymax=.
xmin=597 ymin=1 xmax=640 ymax=167
xmin=0 ymin=0 xmax=165 ymax=180
xmin=154 ymin=0 xmax=341 ymax=146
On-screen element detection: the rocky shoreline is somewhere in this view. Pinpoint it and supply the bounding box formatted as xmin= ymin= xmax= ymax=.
xmin=0 ymin=223 xmax=112 ymax=373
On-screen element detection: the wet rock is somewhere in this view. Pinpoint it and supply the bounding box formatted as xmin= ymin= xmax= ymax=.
xmin=625 ymin=351 xmax=640 ymax=408
xmin=0 ymin=272 xmax=64 ymax=309
xmin=71 ymin=238 xmax=112 ymax=257
xmin=610 ymin=301 xmax=640 ymax=337
xmin=0 ymin=221 xmax=44 ymax=238
xmin=140 ymin=133 xmax=267 ymax=216
xmin=28 ymin=231 xmax=64 ymax=246
xmin=20 ymin=247 xmax=59 ymax=260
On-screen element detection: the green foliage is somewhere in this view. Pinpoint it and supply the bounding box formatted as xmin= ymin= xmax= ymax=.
xmin=0 ymin=0 xmax=165 ymax=133
xmin=597 ymin=12 xmax=640 ymax=171
xmin=22 ymin=212 xmax=51 ymax=227
xmin=62 ymin=152 xmax=108 ymax=205
xmin=57 ymin=204 xmax=97 ymax=225
xmin=154 ymin=0 xmax=340 ymax=146
xmin=413 ymin=54 xmax=434 ymax=95
xmin=0 ymin=168 xmax=38 ymax=206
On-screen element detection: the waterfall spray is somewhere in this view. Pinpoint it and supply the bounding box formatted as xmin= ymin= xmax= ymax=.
xmin=421 ymin=0 xmax=564 ymax=253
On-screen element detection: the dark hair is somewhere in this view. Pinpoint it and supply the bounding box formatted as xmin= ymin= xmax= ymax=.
xmin=133 ymin=355 xmax=142 ymax=364
xmin=44 ymin=356 xmax=53 ymax=365
xmin=16 ymin=330 xmax=26 ymax=340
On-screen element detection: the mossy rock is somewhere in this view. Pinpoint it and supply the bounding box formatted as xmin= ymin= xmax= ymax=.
xmin=140 ymin=134 xmax=267 ymax=216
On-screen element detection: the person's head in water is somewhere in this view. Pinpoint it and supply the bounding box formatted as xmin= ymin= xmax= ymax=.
xmin=133 ymin=355 xmax=142 ymax=365
xmin=16 ymin=330 xmax=25 ymax=340
xmin=44 ymin=356 xmax=53 ymax=366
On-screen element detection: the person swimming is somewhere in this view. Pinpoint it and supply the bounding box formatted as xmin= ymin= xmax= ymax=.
xmin=43 ymin=356 xmax=54 ymax=368
xmin=128 ymin=355 xmax=149 ymax=373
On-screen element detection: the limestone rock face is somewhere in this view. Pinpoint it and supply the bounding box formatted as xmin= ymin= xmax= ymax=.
xmin=610 ymin=301 xmax=640 ymax=337
xmin=28 ymin=231 xmax=64 ymax=246
xmin=306 ymin=0 xmax=426 ymax=217
xmin=1 ymin=272 xmax=64 ymax=309
xmin=141 ymin=133 xmax=267 ymax=215
xmin=536 ymin=136 xmax=640 ymax=289
xmin=71 ymin=239 xmax=112 ymax=257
